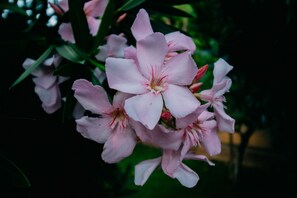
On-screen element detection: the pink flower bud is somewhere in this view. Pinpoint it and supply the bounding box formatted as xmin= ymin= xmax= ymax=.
xmin=161 ymin=111 xmax=172 ymax=121
xmin=193 ymin=64 xmax=208 ymax=83
xmin=49 ymin=2 xmax=65 ymax=16
xmin=190 ymin=82 xmax=203 ymax=93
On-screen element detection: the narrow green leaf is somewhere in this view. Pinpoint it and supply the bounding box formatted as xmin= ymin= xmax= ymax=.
xmin=68 ymin=0 xmax=92 ymax=51
xmin=0 ymin=153 xmax=30 ymax=188
xmin=10 ymin=46 xmax=54 ymax=89
xmin=118 ymin=0 xmax=146 ymax=11
xmin=92 ymin=0 xmax=115 ymax=50
xmin=87 ymin=58 xmax=106 ymax=71
xmin=0 ymin=2 xmax=27 ymax=16
xmin=55 ymin=45 xmax=87 ymax=64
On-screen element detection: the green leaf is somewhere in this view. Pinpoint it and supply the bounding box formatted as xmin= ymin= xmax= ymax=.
xmin=10 ymin=46 xmax=54 ymax=89
xmin=118 ymin=0 xmax=146 ymax=11
xmin=0 ymin=2 xmax=27 ymax=16
xmin=68 ymin=0 xmax=92 ymax=51
xmin=55 ymin=44 xmax=88 ymax=64
xmin=87 ymin=58 xmax=106 ymax=71
xmin=92 ymin=0 xmax=115 ymax=50
xmin=0 ymin=153 xmax=30 ymax=188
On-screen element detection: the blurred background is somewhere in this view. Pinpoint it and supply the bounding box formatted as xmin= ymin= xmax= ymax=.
xmin=1 ymin=0 xmax=296 ymax=197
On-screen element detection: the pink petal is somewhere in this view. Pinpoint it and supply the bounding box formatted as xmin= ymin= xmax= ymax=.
xmin=137 ymin=33 xmax=168 ymax=79
xmin=198 ymin=110 xmax=215 ymax=122
xmin=201 ymin=130 xmax=221 ymax=156
xmin=105 ymin=57 xmax=148 ymax=94
xmin=58 ymin=23 xmax=75 ymax=43
xmin=213 ymin=58 xmax=233 ymax=84
xmin=161 ymin=150 xmax=181 ymax=176
xmin=53 ymin=54 xmax=63 ymax=67
xmin=32 ymin=74 xmax=57 ymax=89
xmin=84 ymin=0 xmax=108 ymax=17
xmin=134 ymin=157 xmax=161 ymax=186
xmin=76 ymin=116 xmax=112 ymax=143
xmin=162 ymin=84 xmax=200 ymax=118
xmin=95 ymin=45 xmax=109 ymax=61
xmin=35 ymin=85 xmax=61 ymax=114
xmin=181 ymin=135 xmax=193 ymax=156
xmin=172 ymin=163 xmax=199 ymax=188
xmin=124 ymin=46 xmax=137 ymax=61
xmin=23 ymin=58 xmax=44 ymax=77
xmin=95 ymin=34 xmax=128 ymax=61
xmin=133 ymin=123 xmax=183 ymax=150
xmin=165 ymin=31 xmax=196 ymax=54
xmin=131 ymin=9 xmax=154 ymax=41
xmin=58 ymin=0 xmax=68 ymax=12
xmin=87 ymin=17 xmax=100 ymax=36
xmin=102 ymin=127 xmax=137 ymax=163
xmin=162 ymin=52 xmax=198 ymax=86
xmin=124 ymin=92 xmax=163 ymax=130
xmin=213 ymin=78 xmax=232 ymax=98
xmin=213 ymin=102 xmax=235 ymax=133
xmin=112 ymin=91 xmax=132 ymax=108
xmin=176 ymin=103 xmax=209 ymax=129
xmin=72 ymin=79 xmax=113 ymax=114
xmin=107 ymin=34 xmax=127 ymax=57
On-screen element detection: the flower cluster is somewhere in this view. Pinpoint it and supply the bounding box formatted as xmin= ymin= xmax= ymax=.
xmin=18 ymin=0 xmax=235 ymax=188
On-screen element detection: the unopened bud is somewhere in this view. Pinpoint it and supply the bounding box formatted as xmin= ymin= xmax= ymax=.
xmin=193 ymin=64 xmax=208 ymax=83
xmin=190 ymin=82 xmax=202 ymax=93
xmin=161 ymin=111 xmax=172 ymax=121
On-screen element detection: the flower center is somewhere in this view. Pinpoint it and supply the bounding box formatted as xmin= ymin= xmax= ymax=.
xmin=109 ymin=108 xmax=128 ymax=129
xmin=185 ymin=121 xmax=209 ymax=147
xmin=149 ymin=77 xmax=166 ymax=93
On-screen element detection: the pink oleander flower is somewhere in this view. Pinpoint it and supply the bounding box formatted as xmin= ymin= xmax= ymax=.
xmin=72 ymin=79 xmax=138 ymax=163
xmin=199 ymin=58 xmax=235 ymax=133
xmin=131 ymin=9 xmax=196 ymax=54
xmin=134 ymin=149 xmax=214 ymax=188
xmin=106 ymin=32 xmax=200 ymax=130
xmin=22 ymin=55 xmax=68 ymax=114
xmin=53 ymin=0 xmax=108 ymax=43
xmin=176 ymin=104 xmax=220 ymax=156
xmin=95 ymin=34 xmax=128 ymax=61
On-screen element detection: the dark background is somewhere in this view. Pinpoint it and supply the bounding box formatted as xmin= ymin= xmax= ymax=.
xmin=1 ymin=0 xmax=297 ymax=197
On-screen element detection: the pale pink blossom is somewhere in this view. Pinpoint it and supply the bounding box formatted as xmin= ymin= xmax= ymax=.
xmin=176 ymin=104 xmax=220 ymax=156
xmin=199 ymin=58 xmax=235 ymax=133
xmin=54 ymin=0 xmax=108 ymax=43
xmin=95 ymin=34 xmax=128 ymax=61
xmin=134 ymin=149 xmax=214 ymax=188
xmin=131 ymin=9 xmax=196 ymax=54
xmin=72 ymin=79 xmax=137 ymax=163
xmin=22 ymin=55 xmax=68 ymax=114
xmin=106 ymin=33 xmax=200 ymax=129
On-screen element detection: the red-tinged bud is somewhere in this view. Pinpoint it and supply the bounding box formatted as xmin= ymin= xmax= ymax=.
xmin=193 ymin=64 xmax=208 ymax=83
xmin=190 ymin=82 xmax=203 ymax=93
xmin=49 ymin=2 xmax=65 ymax=16
xmin=116 ymin=13 xmax=127 ymax=23
xmin=161 ymin=111 xmax=172 ymax=121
